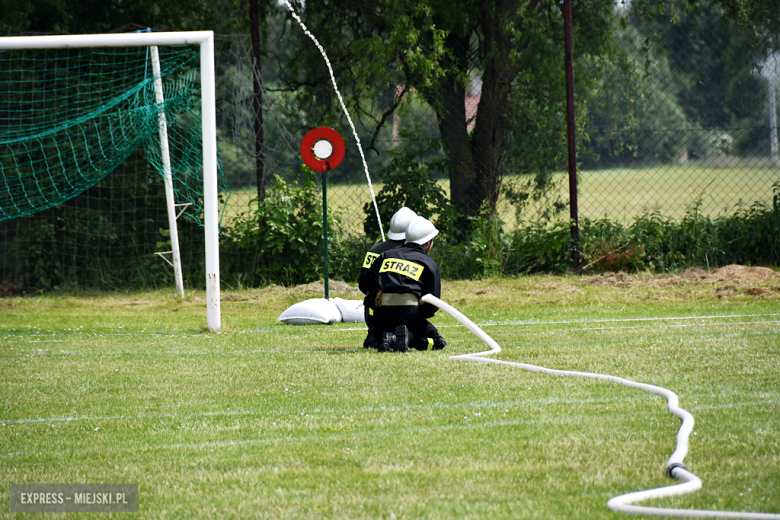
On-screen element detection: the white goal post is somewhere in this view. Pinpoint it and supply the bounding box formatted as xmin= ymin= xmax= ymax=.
xmin=0 ymin=31 xmax=222 ymax=332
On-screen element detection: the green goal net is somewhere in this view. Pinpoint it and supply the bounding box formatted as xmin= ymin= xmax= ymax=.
xmin=0 ymin=43 xmax=228 ymax=224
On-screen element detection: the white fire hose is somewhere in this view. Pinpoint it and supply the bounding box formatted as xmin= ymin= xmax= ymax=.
xmin=421 ymin=294 xmax=780 ymax=519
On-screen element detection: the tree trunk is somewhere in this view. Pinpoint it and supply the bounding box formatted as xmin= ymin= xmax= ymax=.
xmin=433 ymin=3 xmax=516 ymax=236
xmin=471 ymin=1 xmax=517 ymax=217
xmin=470 ymin=61 xmax=508 ymax=217
xmin=250 ymin=0 xmax=265 ymax=203
xmin=423 ymin=31 xmax=479 ymax=237
xmin=438 ymin=73 xmax=478 ymax=221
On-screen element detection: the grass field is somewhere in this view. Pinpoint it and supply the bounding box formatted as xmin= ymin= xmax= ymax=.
xmin=223 ymin=163 xmax=779 ymax=234
xmin=1 ymin=269 xmax=779 ymax=518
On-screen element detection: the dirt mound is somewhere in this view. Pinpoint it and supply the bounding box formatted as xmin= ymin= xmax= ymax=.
xmin=294 ymin=279 xmax=363 ymax=296
xmin=711 ymin=264 xmax=779 ymax=281
xmin=678 ymin=267 xmax=710 ymax=280
xmin=228 ymin=280 xmax=362 ymax=301
xmin=580 ymin=271 xmax=639 ymax=288
xmin=579 ymin=265 xmax=779 ymax=296
xmin=582 ymin=264 xmax=780 ymax=287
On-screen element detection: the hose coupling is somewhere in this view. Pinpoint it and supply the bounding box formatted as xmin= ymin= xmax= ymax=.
xmin=666 ymin=462 xmax=687 ymax=478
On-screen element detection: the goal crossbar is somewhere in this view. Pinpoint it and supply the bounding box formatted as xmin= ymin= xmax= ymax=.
xmin=0 ymin=31 xmax=221 ymax=332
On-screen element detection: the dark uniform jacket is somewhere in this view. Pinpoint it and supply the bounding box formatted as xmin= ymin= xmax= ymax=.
xmin=358 ymin=238 xmax=404 ymax=304
xmin=363 ymin=242 xmax=441 ymax=319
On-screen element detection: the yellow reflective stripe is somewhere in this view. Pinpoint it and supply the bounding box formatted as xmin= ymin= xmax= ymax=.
xmin=378 ymin=258 xmax=425 ymax=281
xmin=369 ymin=308 xmax=373 ymax=316
xmin=427 ymin=337 xmax=433 ymax=350
xmin=362 ymin=251 xmax=379 ymax=269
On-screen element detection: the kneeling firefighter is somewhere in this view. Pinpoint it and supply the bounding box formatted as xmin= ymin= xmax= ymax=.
xmin=358 ymin=207 xmax=418 ymax=348
xmin=367 ymin=216 xmax=447 ymax=353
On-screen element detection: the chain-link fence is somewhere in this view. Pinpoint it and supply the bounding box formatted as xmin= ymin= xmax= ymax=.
xmin=1 ymin=7 xmax=778 ymax=292
xmin=217 ymin=13 xmax=779 ymax=234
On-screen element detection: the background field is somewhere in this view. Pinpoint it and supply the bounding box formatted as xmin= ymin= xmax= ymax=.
xmin=1 ymin=269 xmax=779 ymax=519
xmin=224 ymin=163 xmax=779 ymax=235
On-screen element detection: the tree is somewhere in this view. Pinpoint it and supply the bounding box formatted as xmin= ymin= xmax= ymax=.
xmin=0 ymin=0 xmax=245 ymax=35
xmin=625 ymin=0 xmax=779 ymax=159
xmin=273 ymin=0 xmax=622 ymax=238
xmin=701 ymin=0 xmax=780 ymax=51
xmin=631 ymin=0 xmax=764 ymax=128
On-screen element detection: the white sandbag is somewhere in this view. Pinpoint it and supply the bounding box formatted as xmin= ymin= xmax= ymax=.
xmin=277 ymin=298 xmax=342 ymax=325
xmin=333 ymin=298 xmax=366 ymax=323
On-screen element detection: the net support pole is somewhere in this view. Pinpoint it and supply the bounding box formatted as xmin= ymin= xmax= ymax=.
xmin=200 ymin=33 xmax=221 ymax=332
xmin=322 ymin=166 xmax=330 ymax=300
xmin=769 ymin=82 xmax=778 ymax=165
xmin=563 ymin=0 xmax=580 ymax=268
xmin=150 ymin=45 xmax=185 ymax=299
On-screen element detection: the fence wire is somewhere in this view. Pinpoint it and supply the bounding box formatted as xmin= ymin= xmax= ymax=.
xmin=1 ymin=10 xmax=778 ymax=291
xmin=216 ymin=16 xmax=779 ymax=235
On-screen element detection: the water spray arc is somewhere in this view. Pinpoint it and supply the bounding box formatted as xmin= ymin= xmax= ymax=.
xmin=422 ymin=294 xmax=780 ymax=520
xmin=281 ymin=0 xmax=385 ymax=241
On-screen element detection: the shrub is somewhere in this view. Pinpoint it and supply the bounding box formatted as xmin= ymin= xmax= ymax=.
xmin=505 ymin=220 xmax=575 ymax=274
xmin=328 ymin=234 xmax=374 ymax=284
xmin=221 ymin=171 xmax=339 ymax=287
xmin=435 ymin=207 xmax=511 ymax=279
xmin=361 ymin=129 xmax=451 ymax=239
xmin=308 ymin=192 xmax=780 ymax=285
xmin=577 ymin=189 xmax=780 ymax=273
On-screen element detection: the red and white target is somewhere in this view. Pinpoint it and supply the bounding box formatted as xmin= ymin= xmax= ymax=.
xmin=300 ymin=127 xmax=345 ymax=172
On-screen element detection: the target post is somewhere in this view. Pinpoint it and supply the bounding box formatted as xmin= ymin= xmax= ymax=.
xmin=300 ymin=127 xmax=346 ymax=299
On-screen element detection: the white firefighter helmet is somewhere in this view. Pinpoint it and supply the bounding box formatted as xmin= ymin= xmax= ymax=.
xmin=405 ymin=216 xmax=439 ymax=245
xmin=386 ymin=207 xmax=418 ymax=240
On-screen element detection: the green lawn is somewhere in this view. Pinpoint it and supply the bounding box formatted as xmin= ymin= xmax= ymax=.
xmin=222 ymin=163 xmax=779 ymax=234
xmin=1 ymin=272 xmax=779 ymax=518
